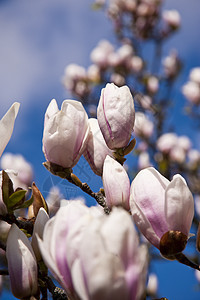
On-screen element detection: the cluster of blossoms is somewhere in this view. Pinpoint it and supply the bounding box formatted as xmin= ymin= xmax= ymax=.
xmin=62 ymin=40 xmax=143 ymax=99
xmin=182 ymin=67 xmax=200 ymax=105
xmin=0 ymin=81 xmax=196 ymax=299
xmin=156 ymin=132 xmax=192 ymax=164
xmin=94 ymin=0 xmax=180 ymax=40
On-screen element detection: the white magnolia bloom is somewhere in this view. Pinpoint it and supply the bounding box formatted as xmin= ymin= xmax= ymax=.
xmin=162 ymin=9 xmax=181 ymax=28
xmin=42 ymin=99 xmax=89 ymax=168
xmin=97 ymin=83 xmax=135 ymax=150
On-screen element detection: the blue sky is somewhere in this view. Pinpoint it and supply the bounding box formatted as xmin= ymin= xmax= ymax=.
xmin=0 ymin=0 xmax=200 ymax=299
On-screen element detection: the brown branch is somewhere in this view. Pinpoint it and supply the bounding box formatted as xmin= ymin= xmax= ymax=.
xmin=43 ymin=162 xmax=111 ymax=214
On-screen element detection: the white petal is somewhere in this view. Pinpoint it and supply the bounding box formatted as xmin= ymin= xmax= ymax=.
xmin=0 ymin=102 xmax=20 ymax=157
xmin=165 ymin=174 xmax=194 ymax=235
xmin=31 ymin=208 xmax=49 ymax=261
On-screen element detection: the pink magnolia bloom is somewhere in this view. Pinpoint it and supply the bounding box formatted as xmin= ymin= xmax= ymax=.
xmin=130 ymin=56 xmax=143 ymax=73
xmin=138 ymin=151 xmax=151 ymax=170
xmin=37 ymin=201 xmax=95 ymax=298
xmin=42 ymin=99 xmax=89 ymax=169
xmin=147 ymin=76 xmax=159 ymax=94
xmin=182 ymin=81 xmax=200 ymax=104
xmin=134 ymin=112 xmax=154 ymax=138
xmin=130 ymin=167 xmax=194 ymax=256
xmin=90 ymin=40 xmax=114 ymax=68
xmin=102 ymin=155 xmax=130 ymax=210
xmin=38 ymin=202 xmax=148 ymax=300
xmin=63 ymin=63 xmax=87 ymax=91
xmin=6 ymin=224 xmax=38 ymax=299
xmin=97 ymin=83 xmax=135 ymax=150
xmin=83 ymin=118 xmax=113 ymax=176
xmin=156 ymin=133 xmax=177 ymax=153
xmin=162 ymin=50 xmax=180 ymax=78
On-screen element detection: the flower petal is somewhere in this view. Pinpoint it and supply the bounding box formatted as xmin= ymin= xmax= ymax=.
xmin=165 ymin=174 xmax=194 ymax=236
xmin=130 ymin=167 xmax=169 ymax=240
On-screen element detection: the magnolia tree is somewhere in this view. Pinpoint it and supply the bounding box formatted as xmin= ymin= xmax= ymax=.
xmin=0 ymin=0 xmax=200 ymax=299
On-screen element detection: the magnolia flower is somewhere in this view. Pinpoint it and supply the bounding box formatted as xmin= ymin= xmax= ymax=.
xmin=83 ymin=119 xmax=113 ymax=176
xmin=162 ymin=9 xmax=181 ymax=29
xmin=37 ymin=201 xmax=95 ymax=297
xmin=6 ymin=224 xmax=38 ymax=299
xmin=147 ymin=76 xmax=159 ymax=94
xmin=162 ymin=50 xmax=180 ymax=78
xmin=87 ymin=64 xmax=101 ymax=83
xmin=138 ymin=151 xmax=151 ymax=170
xmin=182 ymin=81 xmax=200 ymax=104
xmin=130 ymin=167 xmax=194 ymax=258
xmin=130 ymin=56 xmax=143 ymax=73
xmin=38 ymin=201 xmax=148 ymax=300
xmin=90 ymin=40 xmax=114 ymax=68
xmin=117 ymin=44 xmax=133 ymax=62
xmin=156 ymin=133 xmax=177 ymax=154
xmin=102 ymin=155 xmax=130 ymax=210
xmin=188 ymin=149 xmax=200 ymax=165
xmin=97 ymin=83 xmax=135 ymax=150
xmin=189 ymin=67 xmax=200 ymax=84
xmin=63 ymin=63 xmax=87 ymax=91
xmin=134 ymin=112 xmax=154 ymax=138
xmin=42 ymin=99 xmax=89 ymax=169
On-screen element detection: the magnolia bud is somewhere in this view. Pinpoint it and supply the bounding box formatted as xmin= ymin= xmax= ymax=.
xmin=97 ymin=83 xmax=135 ymax=150
xmin=6 ymin=224 xmax=38 ymax=299
xmin=42 ymin=99 xmax=89 ymax=168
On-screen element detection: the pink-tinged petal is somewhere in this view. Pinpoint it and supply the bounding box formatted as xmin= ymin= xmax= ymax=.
xmin=165 ymin=174 xmax=194 ymax=236
xmin=103 ymin=156 xmax=130 ymax=210
xmin=6 ymin=224 xmax=38 ymax=299
xmin=37 ymin=234 xmax=68 ymax=292
xmin=0 ymin=102 xmax=20 ymax=158
xmin=78 ymin=218 xmax=128 ymax=300
xmin=134 ymin=245 xmax=149 ymax=300
xmin=130 ymin=167 xmax=169 ymax=239
xmin=53 ymin=202 xmax=90 ymax=291
xmin=83 ymin=118 xmax=113 ymax=176
xmin=37 ymin=216 xmax=70 ymax=292
xmin=31 ymin=208 xmax=49 ymax=261
xmin=70 ymin=259 xmax=90 ymax=300
xmin=130 ymin=199 xmax=160 ymax=249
